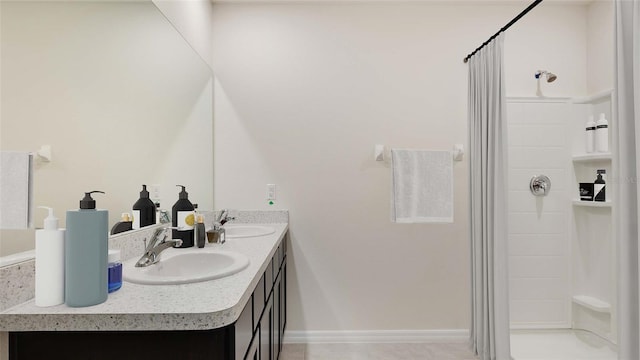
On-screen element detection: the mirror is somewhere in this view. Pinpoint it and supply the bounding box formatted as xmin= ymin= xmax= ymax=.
xmin=0 ymin=1 xmax=214 ymax=257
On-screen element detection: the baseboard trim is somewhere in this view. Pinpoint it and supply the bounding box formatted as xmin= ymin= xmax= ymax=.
xmin=283 ymin=329 xmax=469 ymax=344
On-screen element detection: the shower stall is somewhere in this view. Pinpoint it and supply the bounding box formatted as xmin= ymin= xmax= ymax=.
xmin=506 ymin=94 xmax=618 ymax=359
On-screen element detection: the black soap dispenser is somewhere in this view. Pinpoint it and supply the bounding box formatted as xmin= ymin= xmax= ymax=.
xmin=172 ymin=185 xmax=195 ymax=248
xmin=132 ymin=185 xmax=156 ymax=229
xmin=594 ymin=169 xmax=606 ymax=202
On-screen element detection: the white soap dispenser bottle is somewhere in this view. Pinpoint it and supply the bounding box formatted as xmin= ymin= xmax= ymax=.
xmin=596 ymin=113 xmax=609 ymax=152
xmin=35 ymin=206 xmax=65 ymax=307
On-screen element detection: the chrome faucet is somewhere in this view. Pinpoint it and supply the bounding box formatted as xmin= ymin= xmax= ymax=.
xmin=208 ymin=209 xmax=235 ymax=245
xmin=216 ymin=209 xmax=236 ymax=226
xmin=135 ymin=227 xmax=183 ymax=267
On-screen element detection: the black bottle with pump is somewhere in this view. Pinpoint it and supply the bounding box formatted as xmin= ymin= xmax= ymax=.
xmin=172 ymin=185 xmax=195 ymax=248
xmin=132 ymin=185 xmax=156 ymax=229
xmin=594 ymin=170 xmax=606 ymax=202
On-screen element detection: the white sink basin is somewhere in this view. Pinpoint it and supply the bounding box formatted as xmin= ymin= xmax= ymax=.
xmin=224 ymin=225 xmax=275 ymax=239
xmin=123 ymin=248 xmax=249 ymax=285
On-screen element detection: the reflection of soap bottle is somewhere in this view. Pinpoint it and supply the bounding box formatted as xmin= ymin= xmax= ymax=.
xmin=110 ymin=213 xmax=133 ymax=235
xmin=132 ymin=185 xmax=156 ymax=229
xmin=35 ymin=206 xmax=65 ymax=307
xmin=195 ymin=214 xmax=206 ymax=248
xmin=65 ymin=191 xmax=108 ymax=307
xmin=172 ymin=185 xmax=194 ymax=248
xmin=586 ymin=115 xmax=595 ymax=153
xmin=594 ymin=169 xmax=606 ymax=202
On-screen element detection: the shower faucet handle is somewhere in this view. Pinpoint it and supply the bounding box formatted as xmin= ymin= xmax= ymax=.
xmin=530 ymin=175 xmax=551 ymax=197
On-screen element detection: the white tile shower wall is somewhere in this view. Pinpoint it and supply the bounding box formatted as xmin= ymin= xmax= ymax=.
xmin=507 ymin=101 xmax=572 ymax=328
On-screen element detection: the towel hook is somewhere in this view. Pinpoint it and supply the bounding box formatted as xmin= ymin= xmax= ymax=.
xmin=35 ymin=145 xmax=51 ymax=163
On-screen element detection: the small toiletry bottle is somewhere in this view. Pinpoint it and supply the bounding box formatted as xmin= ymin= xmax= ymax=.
xmin=586 ymin=115 xmax=595 ymax=153
xmin=110 ymin=213 xmax=133 ymax=235
xmin=35 ymin=206 xmax=65 ymax=307
xmin=65 ymin=191 xmax=108 ymax=307
xmin=155 ymin=202 xmax=171 ymax=224
xmin=155 ymin=202 xmax=161 ymax=224
xmin=594 ymin=169 xmax=606 ymax=202
xmin=132 ymin=185 xmax=156 ymax=229
xmin=172 ymin=185 xmax=195 ymax=248
xmin=195 ymin=214 xmax=206 ymax=248
xmin=108 ymin=249 xmax=122 ymax=293
xmin=596 ymin=113 xmax=609 ymax=152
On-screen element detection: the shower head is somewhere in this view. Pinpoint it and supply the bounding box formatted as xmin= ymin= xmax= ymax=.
xmin=535 ymin=70 xmax=557 ymax=83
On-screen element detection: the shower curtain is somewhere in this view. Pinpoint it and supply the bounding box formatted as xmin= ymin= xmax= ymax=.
xmin=614 ymin=1 xmax=640 ymax=359
xmin=468 ymin=34 xmax=511 ymax=360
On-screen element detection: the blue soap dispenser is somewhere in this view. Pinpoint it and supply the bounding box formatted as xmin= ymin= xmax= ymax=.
xmin=65 ymin=191 xmax=108 ymax=307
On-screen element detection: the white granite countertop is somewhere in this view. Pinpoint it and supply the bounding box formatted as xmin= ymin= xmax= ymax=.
xmin=0 ymin=222 xmax=288 ymax=332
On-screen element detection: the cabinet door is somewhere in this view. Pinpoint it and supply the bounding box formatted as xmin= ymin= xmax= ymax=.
xmin=265 ymin=258 xmax=274 ymax=296
xmin=245 ymin=331 xmax=259 ymax=360
xmin=259 ymin=294 xmax=273 ymax=360
xmin=281 ymin=260 xmax=287 ymax=333
xmin=254 ymin=274 xmax=265 ymax=329
xmin=235 ymin=296 xmax=254 ymax=360
xmin=273 ymin=272 xmax=282 ymax=359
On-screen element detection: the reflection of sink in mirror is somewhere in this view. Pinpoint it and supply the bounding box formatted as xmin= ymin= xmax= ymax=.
xmin=224 ymin=225 xmax=275 ymax=239
xmin=123 ymin=248 xmax=249 ymax=285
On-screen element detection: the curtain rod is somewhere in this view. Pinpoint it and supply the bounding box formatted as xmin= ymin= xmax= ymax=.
xmin=463 ymin=0 xmax=543 ymax=63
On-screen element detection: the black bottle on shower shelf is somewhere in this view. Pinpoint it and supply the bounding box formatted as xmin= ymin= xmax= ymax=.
xmin=172 ymin=185 xmax=195 ymax=248
xmin=132 ymin=185 xmax=156 ymax=229
xmin=594 ymin=169 xmax=606 ymax=202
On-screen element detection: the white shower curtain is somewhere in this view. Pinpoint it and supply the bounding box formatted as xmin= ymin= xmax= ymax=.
xmin=468 ymin=33 xmax=511 ymax=360
xmin=614 ymin=1 xmax=640 ymax=359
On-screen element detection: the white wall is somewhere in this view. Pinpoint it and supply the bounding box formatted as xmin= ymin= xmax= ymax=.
xmin=212 ymin=2 xmax=588 ymax=333
xmin=507 ymin=100 xmax=572 ymax=328
xmin=153 ymin=0 xmax=214 ymax=71
xmin=586 ymin=0 xmax=614 ymax=94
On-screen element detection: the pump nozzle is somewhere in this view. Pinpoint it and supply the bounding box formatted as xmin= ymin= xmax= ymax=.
xmin=80 ymin=191 xmax=105 ymax=209
xmin=176 ymin=185 xmax=189 ymax=200
xmin=37 ymin=206 xmax=58 ymax=230
xmin=140 ymin=185 xmax=150 ymax=198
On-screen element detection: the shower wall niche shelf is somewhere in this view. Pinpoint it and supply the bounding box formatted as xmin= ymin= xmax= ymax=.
xmin=569 ymin=89 xmax=616 ymax=343
xmin=572 ymin=153 xmax=612 ymax=162
xmin=572 ymin=200 xmax=612 ymax=208
xmin=572 ymin=295 xmax=611 ymax=314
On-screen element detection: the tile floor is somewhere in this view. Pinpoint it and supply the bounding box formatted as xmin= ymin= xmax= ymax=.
xmin=279 ymin=329 xmax=618 ymax=359
xmin=280 ymin=343 xmax=479 ymax=360
xmin=510 ymin=329 xmax=618 ymax=360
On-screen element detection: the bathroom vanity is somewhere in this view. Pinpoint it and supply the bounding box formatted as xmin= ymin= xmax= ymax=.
xmin=0 ymin=220 xmax=288 ymax=360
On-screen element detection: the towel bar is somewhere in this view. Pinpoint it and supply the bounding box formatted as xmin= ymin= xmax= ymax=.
xmin=375 ymin=144 xmax=464 ymax=162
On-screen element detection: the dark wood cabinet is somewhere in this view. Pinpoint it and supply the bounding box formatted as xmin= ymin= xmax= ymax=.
xmin=9 ymin=234 xmax=288 ymax=360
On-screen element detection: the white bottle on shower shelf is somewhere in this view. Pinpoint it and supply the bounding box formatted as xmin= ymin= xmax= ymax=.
xmin=586 ymin=115 xmax=595 ymax=153
xmin=596 ymin=113 xmax=609 ymax=153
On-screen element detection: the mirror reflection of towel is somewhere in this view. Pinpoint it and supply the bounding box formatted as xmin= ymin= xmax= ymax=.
xmin=391 ymin=149 xmax=453 ymax=223
xmin=0 ymin=152 xmax=33 ymax=229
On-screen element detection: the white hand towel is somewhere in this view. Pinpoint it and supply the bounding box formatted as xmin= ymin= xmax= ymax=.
xmin=0 ymin=152 xmax=34 ymax=229
xmin=391 ymin=149 xmax=453 ymax=223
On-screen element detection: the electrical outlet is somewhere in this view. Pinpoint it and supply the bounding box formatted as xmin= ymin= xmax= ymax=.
xmin=149 ymin=184 xmax=161 ymax=201
xmin=266 ymin=184 xmax=276 ymax=200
